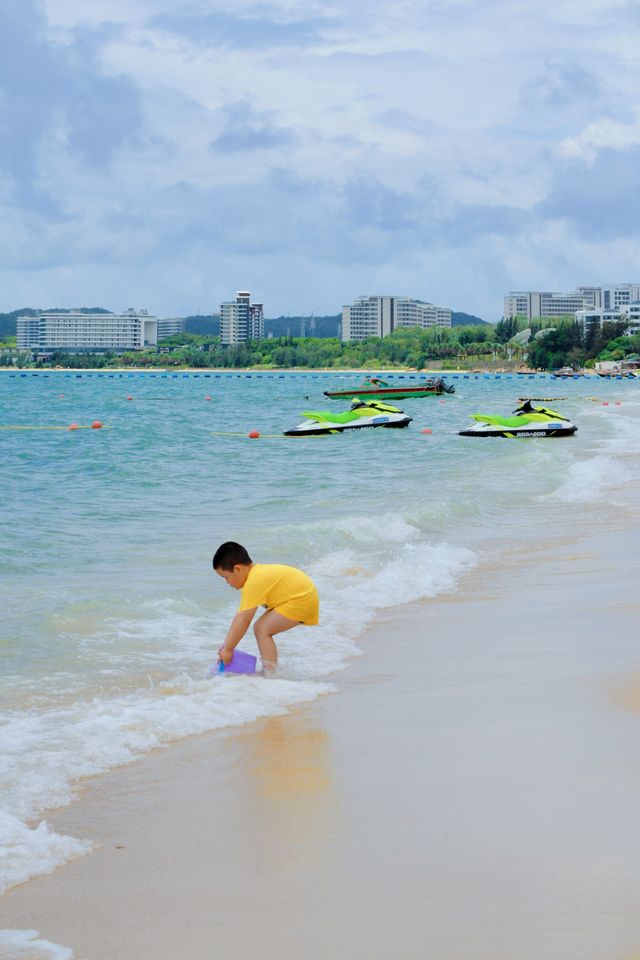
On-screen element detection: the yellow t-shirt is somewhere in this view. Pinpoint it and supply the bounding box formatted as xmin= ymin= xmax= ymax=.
xmin=239 ymin=563 xmax=319 ymax=625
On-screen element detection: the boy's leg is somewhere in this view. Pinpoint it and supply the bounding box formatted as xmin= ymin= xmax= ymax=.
xmin=253 ymin=610 xmax=300 ymax=673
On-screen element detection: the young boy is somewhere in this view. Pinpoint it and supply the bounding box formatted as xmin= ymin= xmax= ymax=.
xmin=213 ymin=542 xmax=319 ymax=673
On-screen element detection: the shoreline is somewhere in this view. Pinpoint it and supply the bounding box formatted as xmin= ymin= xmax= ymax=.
xmin=2 ymin=526 xmax=639 ymax=960
xmin=0 ymin=366 xmax=602 ymax=376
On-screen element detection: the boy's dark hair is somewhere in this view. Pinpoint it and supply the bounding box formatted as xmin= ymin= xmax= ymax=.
xmin=212 ymin=541 xmax=252 ymax=571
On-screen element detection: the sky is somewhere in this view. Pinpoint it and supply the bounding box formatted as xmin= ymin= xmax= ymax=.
xmin=1 ymin=0 xmax=640 ymax=321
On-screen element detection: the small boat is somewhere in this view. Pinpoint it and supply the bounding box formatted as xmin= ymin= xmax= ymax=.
xmin=459 ymin=400 xmax=577 ymax=438
xmin=596 ymin=368 xmax=637 ymax=378
xmin=284 ymin=398 xmax=412 ymax=436
xmin=324 ymin=376 xmax=454 ymax=400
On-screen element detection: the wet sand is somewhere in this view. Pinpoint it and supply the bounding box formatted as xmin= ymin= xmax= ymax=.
xmin=1 ymin=529 xmax=640 ymax=960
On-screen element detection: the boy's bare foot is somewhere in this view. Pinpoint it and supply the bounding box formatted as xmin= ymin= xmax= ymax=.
xmin=259 ymin=658 xmax=277 ymax=677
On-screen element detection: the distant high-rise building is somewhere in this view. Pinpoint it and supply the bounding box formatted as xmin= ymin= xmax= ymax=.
xmin=601 ymin=283 xmax=640 ymax=310
xmin=219 ymin=291 xmax=264 ymax=345
xmin=624 ymin=302 xmax=640 ymax=335
xmin=503 ymin=289 xmax=601 ymax=321
xmin=575 ymin=286 xmax=604 ymax=308
xmin=578 ymin=302 xmax=639 ymax=337
xmin=574 ymin=308 xmax=625 ymax=337
xmin=16 ymin=309 xmax=157 ymax=353
xmin=394 ymin=299 xmax=452 ymax=331
xmin=157 ymin=317 xmax=186 ymax=340
xmin=504 ymin=284 xmax=640 ymax=320
xmin=341 ymin=296 xmax=451 ymax=341
xmin=17 ymin=317 xmax=41 ymax=348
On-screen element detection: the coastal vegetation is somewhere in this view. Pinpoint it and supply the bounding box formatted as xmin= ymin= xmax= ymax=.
xmin=511 ymin=316 xmax=635 ymax=370
xmin=0 ymin=315 xmax=637 ymax=372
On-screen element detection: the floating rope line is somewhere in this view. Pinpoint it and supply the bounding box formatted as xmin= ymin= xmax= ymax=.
xmin=0 ymin=425 xmax=111 ymax=431
xmin=518 ymin=396 xmax=622 ymax=402
xmin=212 ymin=431 xmax=294 ymax=440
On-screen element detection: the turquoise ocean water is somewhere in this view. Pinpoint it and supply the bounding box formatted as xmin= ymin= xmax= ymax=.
xmin=1 ymin=369 xmax=639 ymax=899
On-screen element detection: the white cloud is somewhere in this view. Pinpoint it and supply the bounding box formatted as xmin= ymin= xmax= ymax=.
xmin=556 ymin=114 xmax=640 ymax=163
xmin=547 ymin=0 xmax=631 ymax=24
xmin=3 ymin=0 xmax=640 ymax=319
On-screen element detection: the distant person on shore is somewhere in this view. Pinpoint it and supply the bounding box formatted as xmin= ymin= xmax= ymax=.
xmin=213 ymin=542 xmax=319 ymax=673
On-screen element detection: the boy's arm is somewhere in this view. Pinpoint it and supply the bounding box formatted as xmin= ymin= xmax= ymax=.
xmin=219 ymin=607 xmax=257 ymax=664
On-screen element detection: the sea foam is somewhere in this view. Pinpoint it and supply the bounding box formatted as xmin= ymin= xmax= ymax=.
xmin=0 ymin=929 xmax=73 ymax=960
xmin=0 ymin=812 xmax=91 ymax=897
xmin=546 ymin=454 xmax=630 ymax=504
xmin=0 ymin=538 xmax=475 ymax=895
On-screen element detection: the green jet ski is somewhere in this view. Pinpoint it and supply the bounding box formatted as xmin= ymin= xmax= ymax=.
xmin=284 ymin=398 xmax=413 ymax=436
xmin=459 ymin=400 xmax=577 ymax=438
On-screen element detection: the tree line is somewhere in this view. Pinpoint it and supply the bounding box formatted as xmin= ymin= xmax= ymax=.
xmin=1 ymin=316 xmax=638 ymax=370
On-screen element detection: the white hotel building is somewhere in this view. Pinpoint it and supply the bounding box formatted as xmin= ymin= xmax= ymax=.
xmin=157 ymin=317 xmax=186 ymax=340
xmin=574 ymin=308 xmax=626 ymax=336
xmin=341 ymin=296 xmax=452 ymax=341
xmin=17 ymin=309 xmax=158 ymax=353
xmin=503 ymin=288 xmax=601 ymax=321
xmin=624 ymin=302 xmax=640 ymax=335
xmin=601 ymin=283 xmax=640 ymax=310
xmin=220 ymin=291 xmax=264 ymax=346
xmin=575 ymin=302 xmax=640 ymax=337
xmin=504 ymin=284 xmax=640 ymax=321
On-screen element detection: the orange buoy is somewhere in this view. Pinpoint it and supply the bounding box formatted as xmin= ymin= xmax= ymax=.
xmin=421 ymin=428 xmax=433 ymax=434
xmin=248 ymin=430 xmax=260 ymax=439
xmin=126 ymin=395 xmax=133 ymax=401
xmin=602 ymin=402 xmax=609 ymax=406
xmin=91 ymin=421 xmax=103 ymax=429
xmin=68 ymin=423 xmax=79 ymax=431
xmin=205 ymin=395 xmax=212 ymax=401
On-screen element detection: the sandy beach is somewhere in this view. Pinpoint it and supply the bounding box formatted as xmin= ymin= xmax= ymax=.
xmin=1 ymin=525 xmax=640 ymax=960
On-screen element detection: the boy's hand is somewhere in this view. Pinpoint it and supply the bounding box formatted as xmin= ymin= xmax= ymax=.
xmin=218 ymin=645 xmax=234 ymax=666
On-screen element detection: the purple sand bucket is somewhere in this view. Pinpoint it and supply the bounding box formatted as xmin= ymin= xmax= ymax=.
xmin=217 ymin=650 xmax=258 ymax=675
